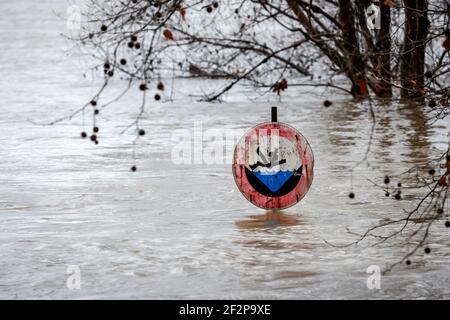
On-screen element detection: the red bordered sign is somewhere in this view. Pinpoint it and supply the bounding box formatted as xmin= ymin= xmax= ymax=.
xmin=233 ymin=122 xmax=314 ymax=209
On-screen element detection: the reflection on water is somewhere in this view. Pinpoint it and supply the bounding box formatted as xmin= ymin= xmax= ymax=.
xmin=269 ymin=270 xmax=320 ymax=280
xmin=235 ymin=211 xmax=312 ymax=251
xmin=326 ymin=99 xmax=434 ymax=171
xmin=398 ymin=102 xmax=432 ymax=163
xmin=235 ymin=211 xmax=302 ymax=229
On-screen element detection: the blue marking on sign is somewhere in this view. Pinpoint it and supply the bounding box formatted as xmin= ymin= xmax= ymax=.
xmin=252 ymin=171 xmax=294 ymax=192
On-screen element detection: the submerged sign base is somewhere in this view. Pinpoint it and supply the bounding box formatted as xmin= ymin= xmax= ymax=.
xmin=232 ymin=121 xmax=314 ymax=210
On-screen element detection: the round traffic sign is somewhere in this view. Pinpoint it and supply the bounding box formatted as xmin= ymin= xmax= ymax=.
xmin=232 ymin=122 xmax=314 ymax=209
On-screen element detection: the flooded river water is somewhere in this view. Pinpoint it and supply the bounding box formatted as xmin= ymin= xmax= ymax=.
xmin=0 ymin=1 xmax=449 ymax=299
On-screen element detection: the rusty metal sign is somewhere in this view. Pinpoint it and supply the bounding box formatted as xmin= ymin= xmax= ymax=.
xmin=232 ymin=108 xmax=314 ymax=209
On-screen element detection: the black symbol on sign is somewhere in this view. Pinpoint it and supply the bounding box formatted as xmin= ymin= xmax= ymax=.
xmin=249 ymin=147 xmax=287 ymax=170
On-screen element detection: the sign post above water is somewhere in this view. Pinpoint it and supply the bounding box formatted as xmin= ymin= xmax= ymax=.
xmin=271 ymin=106 xmax=277 ymax=122
xmin=232 ymin=107 xmax=314 ymax=210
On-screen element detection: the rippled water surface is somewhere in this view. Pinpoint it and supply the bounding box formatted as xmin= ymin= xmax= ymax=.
xmin=1 ymin=1 xmax=450 ymax=299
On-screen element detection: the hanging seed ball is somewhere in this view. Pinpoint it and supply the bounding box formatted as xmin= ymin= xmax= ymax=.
xmin=90 ymin=100 xmax=97 ymax=107
xmin=445 ymin=221 xmax=450 ymax=228
xmin=206 ymin=5 xmax=213 ymax=13
xmin=157 ymin=81 xmax=164 ymax=91
xmin=81 ymin=131 xmax=87 ymax=138
xmin=100 ymin=25 xmax=107 ymax=32
xmin=90 ymin=134 xmax=97 ymax=141
xmin=94 ymin=109 xmax=99 ymax=115
xmin=95 ymin=140 xmax=99 ymax=145
xmin=131 ymin=35 xmax=138 ymax=42
xmin=131 ymin=165 xmax=137 ymax=172
xmin=139 ymin=129 xmax=145 ymax=136
xmin=154 ymin=94 xmax=161 ymax=101
xmin=128 ymin=42 xmax=134 ymax=48
xmin=425 ymin=71 xmax=433 ymax=78
xmin=120 ymin=58 xmax=127 ymax=65
xmin=134 ymin=42 xmax=141 ymax=49
xmin=428 ymin=168 xmax=436 ymax=175
xmin=397 ymin=182 xmax=402 ymax=187
xmin=384 ymin=176 xmax=390 ymax=184
xmin=406 ymin=260 xmax=411 ymax=266
xmin=311 ymin=5 xmax=322 ymax=13
xmin=88 ymin=33 xmax=94 ymax=39
xmin=213 ymin=2 xmax=219 ymax=8
xmin=424 ymin=247 xmax=431 ymax=254
xmin=139 ymin=83 xmax=147 ymax=91
xmin=395 ymin=193 xmax=401 ymax=200
xmin=348 ymin=192 xmax=355 ymax=199
xmin=385 ymin=192 xmax=390 ymax=197
xmin=323 ymin=100 xmax=332 ymax=107
xmin=93 ymin=126 xmax=99 ymax=133
xmin=155 ymin=12 xmax=162 ymax=19
xmin=437 ymin=208 xmax=444 ymax=214
xmin=428 ymin=99 xmax=437 ymax=108
xmin=107 ymin=70 xmax=114 ymax=77
xmin=104 ymin=63 xmax=110 ymax=70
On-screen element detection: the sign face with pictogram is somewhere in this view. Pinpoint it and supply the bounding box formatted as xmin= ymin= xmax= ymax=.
xmin=233 ymin=120 xmax=314 ymax=210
